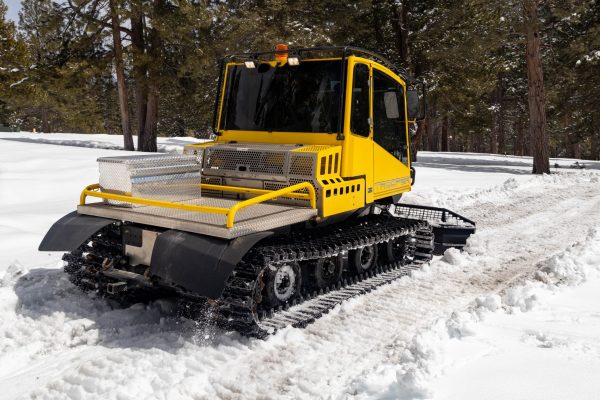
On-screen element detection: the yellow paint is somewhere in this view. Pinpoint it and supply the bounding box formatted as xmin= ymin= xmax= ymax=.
xmin=293 ymin=145 xmax=333 ymax=153
xmin=320 ymin=178 xmax=366 ymax=217
xmin=225 ymin=182 xmax=315 ymax=227
xmin=209 ymin=54 xmax=415 ymax=215
xmin=372 ymin=141 xmax=411 ymax=200
xmin=183 ymin=141 xmax=217 ymax=155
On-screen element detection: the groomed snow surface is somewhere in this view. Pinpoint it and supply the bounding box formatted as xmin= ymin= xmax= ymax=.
xmin=1 ymin=131 xmax=599 ymax=400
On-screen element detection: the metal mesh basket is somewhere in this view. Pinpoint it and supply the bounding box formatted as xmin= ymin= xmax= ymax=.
xmin=394 ymin=203 xmax=475 ymax=228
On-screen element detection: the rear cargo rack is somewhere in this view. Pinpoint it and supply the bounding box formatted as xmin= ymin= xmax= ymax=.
xmin=80 ymin=182 xmax=316 ymax=229
xmin=394 ymin=203 xmax=476 ymax=254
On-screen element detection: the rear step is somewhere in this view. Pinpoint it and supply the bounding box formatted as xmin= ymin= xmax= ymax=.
xmin=106 ymin=281 xmax=128 ymax=294
xmin=394 ymin=203 xmax=476 ymax=254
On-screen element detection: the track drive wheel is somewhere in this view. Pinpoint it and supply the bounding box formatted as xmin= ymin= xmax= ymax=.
xmin=264 ymin=262 xmax=302 ymax=307
xmin=349 ymin=244 xmax=378 ymax=274
xmin=307 ymin=255 xmax=343 ymax=289
xmin=384 ymin=235 xmax=416 ymax=265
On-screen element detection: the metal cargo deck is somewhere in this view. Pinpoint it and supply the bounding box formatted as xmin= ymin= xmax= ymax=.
xmin=78 ymin=197 xmax=317 ymax=239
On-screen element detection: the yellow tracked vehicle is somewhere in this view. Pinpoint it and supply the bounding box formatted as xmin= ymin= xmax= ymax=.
xmin=40 ymin=46 xmax=475 ymax=336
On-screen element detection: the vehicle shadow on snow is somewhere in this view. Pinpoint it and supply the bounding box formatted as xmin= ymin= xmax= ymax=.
xmin=415 ymin=153 xmax=600 ymax=172
xmin=414 ymin=161 xmax=532 ymax=175
xmin=11 ymin=267 xmax=245 ymax=351
xmin=0 ymin=137 xmax=124 ymax=150
xmin=0 ymin=137 xmax=183 ymax=153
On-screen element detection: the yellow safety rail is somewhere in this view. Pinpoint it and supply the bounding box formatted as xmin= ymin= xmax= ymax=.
xmin=79 ymin=182 xmax=316 ymax=229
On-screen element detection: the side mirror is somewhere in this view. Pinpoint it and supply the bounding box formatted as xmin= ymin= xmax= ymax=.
xmin=383 ymin=91 xmax=400 ymax=119
xmin=407 ymin=81 xmax=426 ymax=121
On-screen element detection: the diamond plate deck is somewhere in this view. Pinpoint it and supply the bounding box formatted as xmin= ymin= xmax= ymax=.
xmin=77 ymin=197 xmax=317 ymax=239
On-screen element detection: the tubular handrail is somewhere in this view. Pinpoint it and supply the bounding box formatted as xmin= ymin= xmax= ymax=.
xmin=79 ymin=182 xmax=317 ymax=229
xmin=226 ymin=182 xmax=315 ymax=228
xmin=79 ymin=183 xmax=230 ymax=215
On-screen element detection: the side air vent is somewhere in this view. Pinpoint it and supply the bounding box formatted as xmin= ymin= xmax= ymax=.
xmin=289 ymin=154 xmax=314 ymax=176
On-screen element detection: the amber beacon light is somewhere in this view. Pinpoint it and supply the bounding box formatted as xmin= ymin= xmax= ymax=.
xmin=275 ymin=43 xmax=289 ymax=63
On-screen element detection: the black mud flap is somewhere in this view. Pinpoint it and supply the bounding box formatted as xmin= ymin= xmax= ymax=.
xmin=150 ymin=230 xmax=272 ymax=299
xmin=39 ymin=211 xmax=116 ymax=251
xmin=395 ymin=203 xmax=476 ymax=255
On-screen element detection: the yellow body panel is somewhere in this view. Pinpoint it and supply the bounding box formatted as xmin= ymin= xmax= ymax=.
xmin=216 ymin=131 xmax=342 ymax=146
xmin=307 ymin=145 xmax=366 ymax=217
xmin=183 ymin=141 xmax=217 ymax=155
xmin=183 ymin=55 xmax=413 ymax=220
xmin=370 ymin=62 xmax=412 ymax=200
xmin=372 ymin=142 xmax=411 ymax=199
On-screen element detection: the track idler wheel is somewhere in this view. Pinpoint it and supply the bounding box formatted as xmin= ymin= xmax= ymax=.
xmin=349 ymin=244 xmax=378 ymax=274
xmin=263 ymin=262 xmax=302 ymax=307
xmin=384 ymin=235 xmax=416 ymax=265
xmin=306 ymin=254 xmax=344 ymax=289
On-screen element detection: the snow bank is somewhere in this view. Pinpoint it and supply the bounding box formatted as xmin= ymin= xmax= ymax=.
xmin=1 ymin=131 xmax=203 ymax=154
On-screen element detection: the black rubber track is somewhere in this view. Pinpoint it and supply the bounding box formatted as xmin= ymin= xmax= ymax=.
xmin=215 ymin=213 xmax=433 ymax=337
xmin=62 ymin=213 xmax=434 ymax=337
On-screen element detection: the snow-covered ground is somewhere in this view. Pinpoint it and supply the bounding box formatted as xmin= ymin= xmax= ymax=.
xmin=0 ymin=131 xmax=599 ymax=400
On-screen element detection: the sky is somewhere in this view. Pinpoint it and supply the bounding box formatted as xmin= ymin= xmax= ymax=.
xmin=4 ymin=0 xmax=20 ymax=22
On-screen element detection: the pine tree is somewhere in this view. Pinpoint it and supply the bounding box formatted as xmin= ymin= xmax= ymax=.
xmin=0 ymin=0 xmax=28 ymax=126
xmin=523 ymin=0 xmax=550 ymax=173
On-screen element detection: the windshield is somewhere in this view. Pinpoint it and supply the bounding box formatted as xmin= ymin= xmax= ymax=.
xmin=220 ymin=60 xmax=343 ymax=133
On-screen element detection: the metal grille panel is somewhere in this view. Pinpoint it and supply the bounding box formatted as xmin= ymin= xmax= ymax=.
xmin=289 ymin=154 xmax=314 ymax=176
xmin=199 ymin=142 xmax=337 ymax=210
xmin=205 ymin=148 xmax=286 ymax=175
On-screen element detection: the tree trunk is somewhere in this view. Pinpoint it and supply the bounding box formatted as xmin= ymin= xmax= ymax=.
xmin=523 ymin=0 xmax=550 ymax=174
xmin=490 ymin=112 xmax=498 ymax=154
xmin=371 ymin=0 xmax=386 ymax=47
xmin=109 ymin=0 xmax=134 ymax=151
xmin=427 ymin=118 xmax=435 ymax=151
xmin=139 ymin=2 xmax=162 ymax=153
xmin=41 ymin=107 xmax=49 ymax=133
xmin=591 ymin=132 xmax=600 ymax=160
xmin=390 ymin=0 xmax=410 ymax=65
xmin=490 ymin=74 xmax=505 ymax=154
xmin=515 ymin=117 xmax=525 ymax=156
xmin=441 ymin=115 xmax=449 ymax=152
xmin=590 ymin=113 xmax=599 ymax=160
xmin=562 ymin=114 xmax=570 ymax=158
xmin=143 ymin=93 xmax=158 ymax=152
xmin=498 ymin=104 xmax=506 ymax=154
xmin=410 ymin=119 xmax=426 ymax=162
xmin=130 ymin=3 xmax=148 ymax=149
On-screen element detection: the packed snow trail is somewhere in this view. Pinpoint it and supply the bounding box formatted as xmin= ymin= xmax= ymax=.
xmin=351 ymin=228 xmax=600 ymax=400
xmin=0 ymin=133 xmax=599 ymax=399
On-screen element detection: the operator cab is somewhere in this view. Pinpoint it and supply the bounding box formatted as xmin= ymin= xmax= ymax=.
xmin=205 ymin=45 xmax=426 ymax=206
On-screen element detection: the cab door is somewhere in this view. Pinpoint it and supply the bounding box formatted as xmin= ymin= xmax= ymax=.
xmin=343 ymin=61 xmax=375 ymax=202
xmin=372 ymin=67 xmax=412 ymax=200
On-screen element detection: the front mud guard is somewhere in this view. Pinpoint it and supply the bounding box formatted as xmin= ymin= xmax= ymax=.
xmin=40 ymin=211 xmax=272 ymax=300
xmin=38 ymin=211 xmax=116 ymax=251
xmin=150 ymin=230 xmax=272 ymax=299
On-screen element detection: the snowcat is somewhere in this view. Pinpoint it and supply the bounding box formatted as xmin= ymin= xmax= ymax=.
xmin=39 ymin=46 xmax=475 ymax=336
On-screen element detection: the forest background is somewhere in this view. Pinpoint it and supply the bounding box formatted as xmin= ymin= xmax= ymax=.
xmin=0 ymin=0 xmax=598 ymax=162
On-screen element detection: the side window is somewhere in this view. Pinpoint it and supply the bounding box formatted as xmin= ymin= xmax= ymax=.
xmin=351 ymin=63 xmax=370 ymax=137
xmin=373 ymin=69 xmax=408 ymax=165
